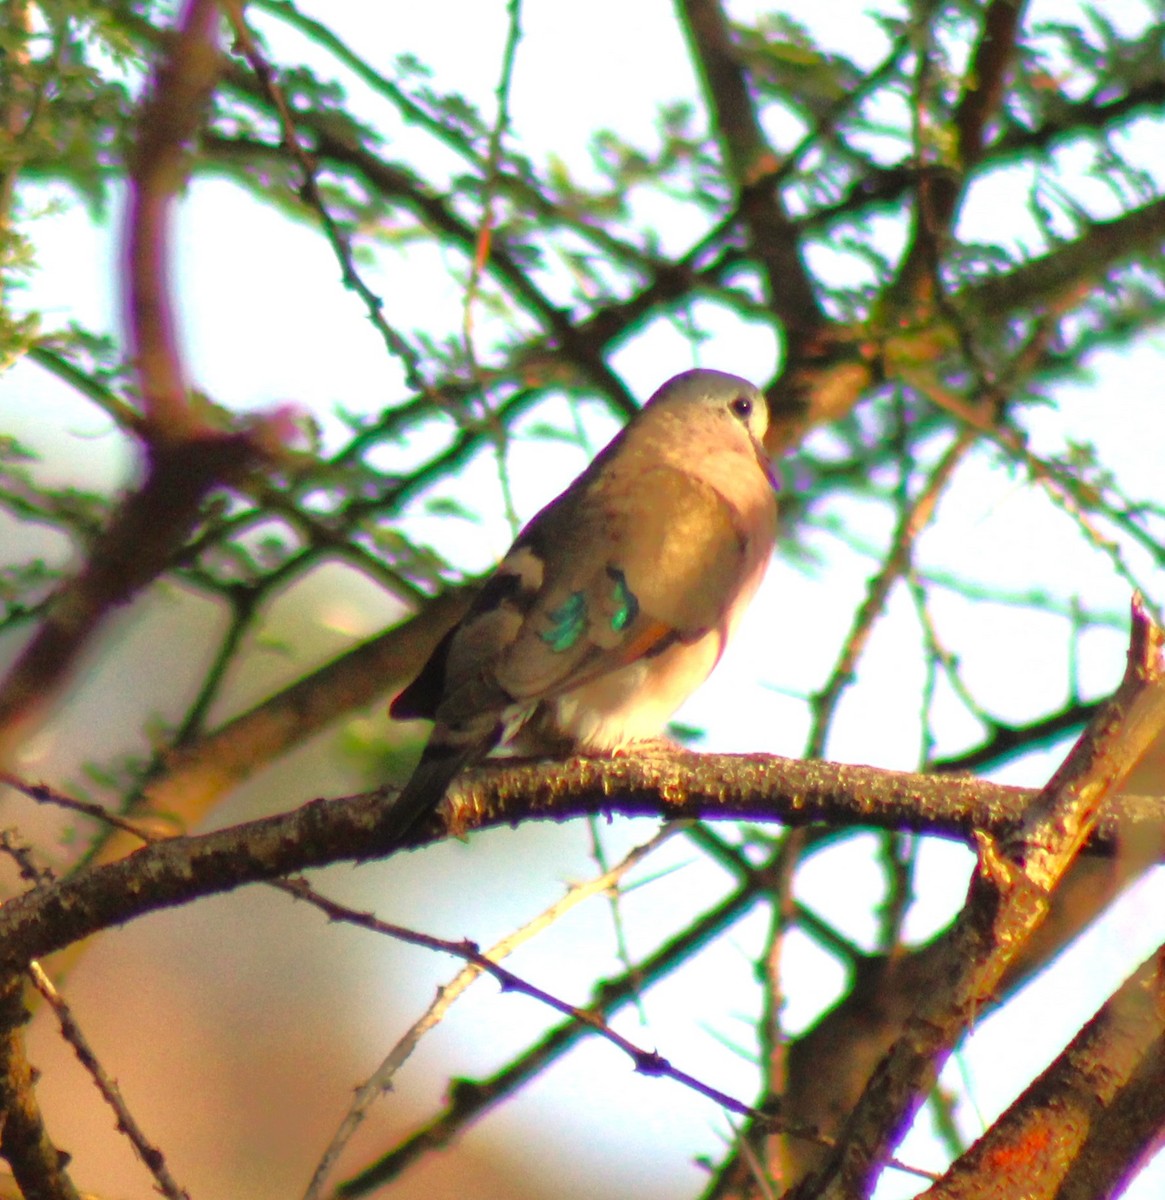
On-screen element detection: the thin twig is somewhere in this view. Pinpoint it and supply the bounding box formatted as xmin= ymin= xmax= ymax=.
xmin=28 ymin=963 xmax=191 ymax=1200
xmin=461 ymin=0 xmax=522 ymax=371
xmin=806 ymin=427 xmax=978 ymax=758
xmin=0 ymin=774 xmax=176 ymax=844
xmin=299 ymin=821 xmax=682 ymax=1200
xmin=0 ymin=828 xmax=54 ymax=887
xmin=587 ymin=815 xmax=649 ymax=1026
xmin=220 ymin=1 xmax=427 ymax=393
xmin=275 ymin=875 xmax=778 ymax=1125
xmin=337 ymin=881 xmax=759 ymax=1195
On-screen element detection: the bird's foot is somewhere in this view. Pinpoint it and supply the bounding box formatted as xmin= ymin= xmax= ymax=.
xmin=612 ymin=735 xmax=684 ymax=757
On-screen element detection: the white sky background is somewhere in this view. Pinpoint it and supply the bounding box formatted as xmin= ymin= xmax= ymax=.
xmin=3 ymin=1 xmax=1165 ymax=1197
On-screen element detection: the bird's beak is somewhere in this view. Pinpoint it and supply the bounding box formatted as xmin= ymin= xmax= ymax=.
xmin=753 ymin=438 xmax=781 ymax=492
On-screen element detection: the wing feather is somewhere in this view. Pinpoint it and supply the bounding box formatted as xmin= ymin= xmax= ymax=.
xmin=487 ymin=464 xmax=752 ymax=704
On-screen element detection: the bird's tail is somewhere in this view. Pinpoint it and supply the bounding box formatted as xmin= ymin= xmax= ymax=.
xmin=384 ymin=720 xmax=502 ymax=843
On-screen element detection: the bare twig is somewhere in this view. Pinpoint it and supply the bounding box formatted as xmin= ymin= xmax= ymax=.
xmin=333 ymin=838 xmax=936 ymax=1199
xmin=586 ymin=815 xmax=649 ymax=1025
xmin=931 ymin=701 xmax=1102 ymax=775
xmin=300 ymin=822 xmax=681 ymax=1200
xmin=461 ymin=0 xmax=522 ymax=370
xmin=276 ymin=876 xmax=777 ymax=1126
xmin=462 ymin=0 xmax=525 ymax=534
xmin=337 ymin=881 xmax=760 ymax=1195
xmin=28 ymin=963 xmax=191 ymax=1200
xmin=806 ymin=427 xmax=978 ymax=758
xmin=0 ymin=827 xmax=54 ymax=887
xmin=220 ymin=0 xmax=427 ymax=393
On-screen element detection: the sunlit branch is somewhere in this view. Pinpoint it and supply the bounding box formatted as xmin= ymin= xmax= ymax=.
xmin=2 ymin=739 xmax=1164 ymax=979
xmin=914 ymin=942 xmax=1165 ymax=1198
xmin=806 ymin=596 xmax=1165 ymax=1198
xmin=222 ymin=1 xmax=429 ymax=393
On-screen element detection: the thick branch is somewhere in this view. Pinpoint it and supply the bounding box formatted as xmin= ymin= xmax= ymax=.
xmin=802 ymin=596 xmax=1165 ymax=1199
xmin=917 ymin=945 xmax=1165 ymax=1199
xmin=123 ymin=0 xmax=221 ymax=437
xmin=0 ymin=750 xmax=1162 ymax=977
xmin=676 ymin=0 xmax=824 ymax=338
xmin=0 ymin=980 xmax=79 ymax=1200
xmin=0 ymin=2 xmax=296 ymax=757
xmin=973 ymin=192 xmax=1165 ymax=316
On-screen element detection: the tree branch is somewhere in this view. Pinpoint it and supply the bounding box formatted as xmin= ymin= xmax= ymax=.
xmin=0 ymin=743 xmax=1162 ymax=978
xmin=338 ymin=876 xmax=760 ymax=1196
xmin=0 ymin=0 xmax=297 ymax=755
xmin=0 ymin=980 xmax=79 ymax=1200
xmin=916 ymin=944 xmax=1165 ymax=1199
xmin=802 ymin=594 xmax=1165 ymax=1198
xmin=123 ymin=0 xmax=221 ymax=438
xmin=676 ymin=0 xmax=825 ymax=339
xmin=807 ymin=428 xmax=978 ymax=757
xmin=27 ymin=963 xmax=189 ymax=1200
xmin=894 ymin=0 xmax=1026 ymax=299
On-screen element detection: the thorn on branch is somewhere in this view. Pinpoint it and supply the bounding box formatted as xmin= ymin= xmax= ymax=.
xmin=633 ymin=1050 xmax=668 ymax=1076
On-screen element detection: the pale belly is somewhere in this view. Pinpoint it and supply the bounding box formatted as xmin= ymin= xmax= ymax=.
xmin=514 ymin=629 xmax=723 ymax=754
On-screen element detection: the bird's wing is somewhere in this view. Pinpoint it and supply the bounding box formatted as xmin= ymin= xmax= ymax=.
xmin=414 ymin=463 xmax=758 ymax=724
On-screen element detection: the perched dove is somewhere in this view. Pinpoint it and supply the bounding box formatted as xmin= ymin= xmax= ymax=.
xmin=388 ymin=368 xmax=778 ymax=836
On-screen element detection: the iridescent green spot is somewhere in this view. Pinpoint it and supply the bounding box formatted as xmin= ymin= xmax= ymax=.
xmin=607 ymin=567 xmax=638 ymax=633
xmin=540 ymin=591 xmax=587 ymax=652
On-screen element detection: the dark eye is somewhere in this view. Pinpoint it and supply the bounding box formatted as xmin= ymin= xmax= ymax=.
xmin=730 ymin=395 xmax=753 ymax=420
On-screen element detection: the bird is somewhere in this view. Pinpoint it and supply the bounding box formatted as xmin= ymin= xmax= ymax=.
xmin=387 ymin=367 xmax=779 ymax=839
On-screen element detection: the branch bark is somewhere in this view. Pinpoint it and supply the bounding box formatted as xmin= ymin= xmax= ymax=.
xmin=123 ymin=0 xmax=221 ymax=437
xmin=0 ymin=981 xmax=79 ymax=1200
xmin=917 ymin=945 xmax=1165 ymax=1200
xmin=797 ymin=594 xmax=1165 ymax=1199
xmin=0 ymin=744 xmax=1161 ymax=978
